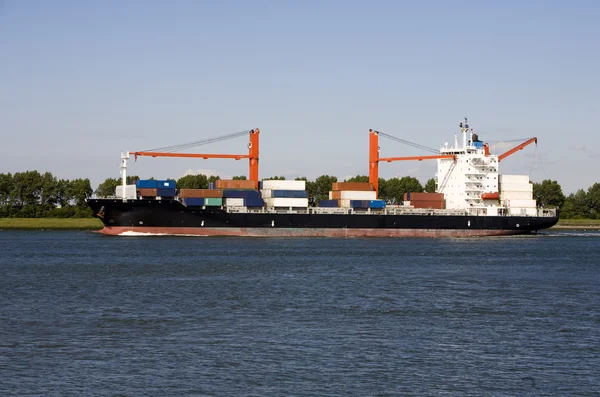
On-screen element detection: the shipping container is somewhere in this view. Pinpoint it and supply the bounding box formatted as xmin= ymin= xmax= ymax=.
xmin=137 ymin=188 xmax=158 ymax=197
xmin=369 ymin=200 xmax=386 ymax=209
xmin=499 ymin=174 xmax=530 ymax=184
xmin=500 ymin=191 xmax=532 ymax=200
xmin=183 ymin=197 xmax=204 ymax=206
xmin=157 ymin=180 xmax=176 ymax=189
xmin=208 ymin=181 xmax=217 ymax=189
xmin=404 ymin=192 xmax=444 ymax=201
xmin=225 ymin=198 xmax=245 ymax=207
xmin=319 ymin=199 xmax=339 ymax=207
xmin=260 ymin=180 xmax=306 ymax=191
xmin=244 ymin=198 xmax=265 ymax=207
xmin=263 ymin=198 xmax=309 ymax=207
xmin=350 ymin=200 xmax=370 ymax=208
xmin=331 ymin=182 xmax=374 ymax=191
xmin=506 ymin=199 xmax=537 ymax=208
xmin=272 ymin=190 xmax=307 ymax=198
xmin=179 ymin=189 xmax=223 ymax=198
xmin=331 ymin=190 xmax=377 ymax=200
xmin=221 ymin=189 xmax=262 ymax=199
xmin=115 ymin=185 xmax=137 ymax=199
xmin=411 ymin=201 xmax=445 ymax=209
xmin=136 ymin=179 xmax=158 ymax=189
xmin=204 ymin=198 xmax=223 ymax=206
xmin=500 ymin=183 xmax=533 ymax=192
xmin=216 ymin=179 xmax=256 ymax=189
xmin=157 ymin=188 xmax=176 ymax=197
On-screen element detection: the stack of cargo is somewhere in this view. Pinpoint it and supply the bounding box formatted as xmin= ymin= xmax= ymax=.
xmin=157 ymin=180 xmax=176 ymax=198
xmin=404 ymin=192 xmax=445 ymax=209
xmin=135 ymin=179 xmax=176 ymax=198
xmin=136 ymin=179 xmax=158 ymax=198
xmin=217 ymin=179 xmax=264 ymax=207
xmin=499 ymin=175 xmax=536 ymax=215
xmin=329 ymin=182 xmax=383 ymax=209
xmin=180 ymin=188 xmax=223 ymax=207
xmin=260 ymin=180 xmax=308 ymax=208
xmin=115 ymin=184 xmax=137 ymax=199
xmin=216 ymin=179 xmax=256 ymax=189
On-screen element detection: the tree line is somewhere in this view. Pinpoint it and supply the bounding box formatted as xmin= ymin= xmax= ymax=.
xmin=2 ymin=170 xmax=600 ymax=219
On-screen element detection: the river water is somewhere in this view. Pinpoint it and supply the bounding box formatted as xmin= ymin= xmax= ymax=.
xmin=1 ymin=230 xmax=599 ymax=396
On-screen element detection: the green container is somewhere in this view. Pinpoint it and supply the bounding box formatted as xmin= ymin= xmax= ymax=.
xmin=204 ymin=198 xmax=223 ymax=206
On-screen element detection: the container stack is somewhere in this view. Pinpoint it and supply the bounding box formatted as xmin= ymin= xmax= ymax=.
xmin=180 ymin=189 xmax=223 ymax=207
xmin=404 ymin=192 xmax=445 ymax=209
xmin=218 ymin=180 xmax=264 ymax=208
xmin=328 ymin=182 xmax=383 ymax=209
xmin=260 ymin=180 xmax=308 ymax=208
xmin=136 ymin=180 xmax=158 ymax=198
xmin=157 ymin=180 xmax=176 ymax=198
xmin=499 ymin=175 xmax=536 ymax=215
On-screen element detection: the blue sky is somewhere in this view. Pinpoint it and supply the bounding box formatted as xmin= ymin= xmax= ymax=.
xmin=1 ymin=0 xmax=598 ymax=193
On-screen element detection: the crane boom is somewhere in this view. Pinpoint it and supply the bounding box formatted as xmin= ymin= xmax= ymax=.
xmin=498 ymin=137 xmax=537 ymax=162
xmin=126 ymin=129 xmax=260 ymax=188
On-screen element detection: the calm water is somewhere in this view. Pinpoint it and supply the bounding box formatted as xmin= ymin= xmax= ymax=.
xmin=1 ymin=230 xmax=599 ymax=396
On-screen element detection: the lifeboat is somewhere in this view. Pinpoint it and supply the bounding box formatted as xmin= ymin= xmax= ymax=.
xmin=481 ymin=192 xmax=500 ymax=200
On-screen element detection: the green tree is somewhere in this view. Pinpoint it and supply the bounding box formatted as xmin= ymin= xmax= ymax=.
xmin=69 ymin=178 xmax=93 ymax=207
xmin=0 ymin=173 xmax=12 ymax=205
xmin=425 ymin=178 xmax=436 ymax=193
xmin=344 ymin=175 xmax=369 ymax=183
xmin=263 ymin=176 xmax=286 ymax=180
xmin=312 ymin=175 xmax=338 ymax=202
xmin=208 ymin=175 xmax=220 ymax=184
xmin=533 ymin=180 xmax=565 ymax=208
xmin=384 ymin=176 xmax=423 ymax=204
xmin=586 ymin=183 xmax=600 ymax=219
xmin=95 ymin=177 xmax=120 ymax=197
xmin=176 ymin=174 xmax=208 ymax=189
xmin=232 ymin=175 xmax=247 ymax=180
xmin=377 ymin=178 xmax=387 ymax=201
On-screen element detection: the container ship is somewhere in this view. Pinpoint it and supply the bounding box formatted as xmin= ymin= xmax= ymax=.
xmin=87 ymin=119 xmax=559 ymax=237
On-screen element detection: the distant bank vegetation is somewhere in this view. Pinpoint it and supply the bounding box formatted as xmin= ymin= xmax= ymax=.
xmin=1 ymin=171 xmax=599 ymax=219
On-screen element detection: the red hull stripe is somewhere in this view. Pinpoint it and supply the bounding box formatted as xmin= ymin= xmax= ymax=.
xmin=99 ymin=226 xmax=524 ymax=237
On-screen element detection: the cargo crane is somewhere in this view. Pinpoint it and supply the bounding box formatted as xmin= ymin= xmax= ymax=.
xmin=119 ymin=129 xmax=259 ymax=201
xmin=498 ymin=137 xmax=537 ymax=162
xmin=368 ymin=129 xmax=455 ymax=196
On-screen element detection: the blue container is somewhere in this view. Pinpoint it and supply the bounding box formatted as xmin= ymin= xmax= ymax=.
xmin=208 ymin=181 xmax=217 ymax=189
xmin=136 ymin=179 xmax=158 ymax=189
xmin=319 ymin=199 xmax=338 ymax=208
xmin=157 ymin=188 xmax=176 ymax=197
xmin=368 ymin=200 xmax=386 ymax=209
xmin=272 ymin=190 xmax=307 ymax=198
xmin=157 ymin=180 xmax=176 ymax=189
xmin=244 ymin=198 xmax=265 ymax=207
xmin=350 ymin=200 xmax=369 ymax=208
xmin=222 ymin=189 xmax=261 ymax=199
xmin=183 ymin=197 xmax=204 ymax=206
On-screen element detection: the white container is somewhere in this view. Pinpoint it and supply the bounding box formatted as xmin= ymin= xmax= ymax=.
xmin=338 ymin=191 xmax=377 ymax=200
xmin=506 ymin=199 xmax=537 ymax=208
xmin=500 ymin=191 xmax=532 ymax=200
xmin=263 ymin=197 xmax=308 ymax=207
xmin=261 ymin=180 xmax=306 ymax=191
xmin=500 ymin=183 xmax=533 ymax=192
xmin=225 ymin=198 xmax=245 ymax=207
xmin=499 ymin=174 xmax=530 ymax=184
xmin=115 ymin=185 xmax=137 ymax=199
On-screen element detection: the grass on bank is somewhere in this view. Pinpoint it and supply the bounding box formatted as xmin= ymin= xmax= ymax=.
xmin=555 ymin=219 xmax=600 ymax=227
xmin=0 ymin=218 xmax=103 ymax=230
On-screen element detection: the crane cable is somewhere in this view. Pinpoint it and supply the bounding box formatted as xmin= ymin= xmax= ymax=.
xmin=141 ymin=129 xmax=252 ymax=153
xmin=377 ymin=132 xmax=440 ymax=154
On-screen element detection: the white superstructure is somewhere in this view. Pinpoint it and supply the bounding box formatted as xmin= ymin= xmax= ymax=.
xmin=435 ymin=118 xmax=536 ymax=217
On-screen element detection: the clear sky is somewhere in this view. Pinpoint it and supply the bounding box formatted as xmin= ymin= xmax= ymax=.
xmin=1 ymin=0 xmax=598 ymax=193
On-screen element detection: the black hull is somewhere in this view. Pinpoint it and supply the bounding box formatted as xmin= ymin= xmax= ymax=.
xmin=87 ymin=199 xmax=559 ymax=237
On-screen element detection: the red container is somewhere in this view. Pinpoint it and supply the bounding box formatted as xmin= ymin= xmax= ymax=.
xmin=179 ymin=189 xmax=223 ymax=198
xmin=216 ymin=180 xmax=256 ymax=189
xmin=137 ymin=188 xmax=158 ymax=197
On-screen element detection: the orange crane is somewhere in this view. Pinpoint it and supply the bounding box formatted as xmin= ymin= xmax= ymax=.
xmin=498 ymin=137 xmax=537 ymax=162
xmin=368 ymin=129 xmax=455 ymax=195
xmin=131 ymin=129 xmax=260 ymax=188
